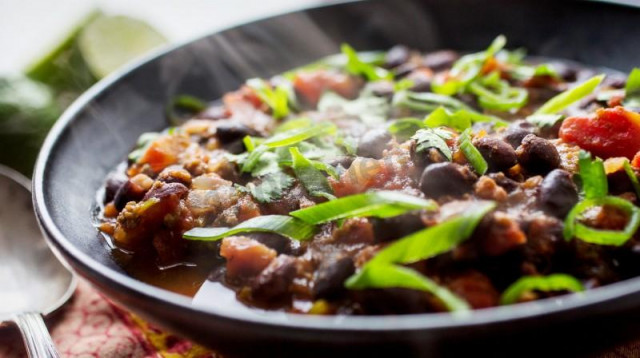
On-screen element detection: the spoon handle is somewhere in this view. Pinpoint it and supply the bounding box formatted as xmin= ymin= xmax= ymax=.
xmin=13 ymin=312 xmax=60 ymax=358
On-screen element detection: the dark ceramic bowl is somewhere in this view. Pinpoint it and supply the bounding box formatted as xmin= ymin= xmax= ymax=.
xmin=33 ymin=0 xmax=640 ymax=356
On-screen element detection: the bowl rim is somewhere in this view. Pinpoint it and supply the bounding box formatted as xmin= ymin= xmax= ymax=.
xmin=32 ymin=0 xmax=640 ymax=333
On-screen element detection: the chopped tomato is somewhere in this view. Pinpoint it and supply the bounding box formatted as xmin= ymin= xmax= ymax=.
xmin=293 ymin=70 xmax=360 ymax=106
xmin=559 ymin=106 xmax=640 ymax=159
xmin=139 ymin=136 xmax=189 ymax=173
xmin=632 ymin=152 xmax=640 ymax=168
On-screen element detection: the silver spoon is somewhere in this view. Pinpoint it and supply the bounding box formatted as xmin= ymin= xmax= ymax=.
xmin=0 ymin=165 xmax=76 ymax=357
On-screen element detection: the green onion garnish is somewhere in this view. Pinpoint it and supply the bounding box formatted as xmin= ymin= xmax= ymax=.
xmin=246 ymin=78 xmax=291 ymax=119
xmin=458 ymin=129 xmax=488 ymax=175
xmin=500 ymin=274 xmax=584 ymax=305
xmin=341 ymin=43 xmax=392 ymax=81
xmin=388 ymin=117 xmax=425 ymax=141
xmin=624 ymin=159 xmax=640 ymax=199
xmin=578 ymin=151 xmax=607 ymax=199
xmin=392 ymin=90 xmax=473 ymax=113
xmin=242 ymin=122 xmax=336 ymax=173
xmin=423 ymin=106 xmax=508 ymax=130
xmin=183 ymin=215 xmax=317 ymax=242
xmin=534 ymin=74 xmax=605 ymax=115
xmin=165 ymin=95 xmax=208 ymax=126
xmin=345 ymin=201 xmax=496 ymax=312
xmin=624 ymin=68 xmax=640 ymax=108
xmin=289 ymin=147 xmax=335 ymax=200
xmin=345 ymin=264 xmax=470 ymax=312
xmin=290 ymin=190 xmax=437 ymax=225
xmin=468 ymin=72 xmax=528 ymax=111
xmin=563 ymin=196 xmax=640 ymax=246
xmin=526 ymin=114 xmax=564 ymax=128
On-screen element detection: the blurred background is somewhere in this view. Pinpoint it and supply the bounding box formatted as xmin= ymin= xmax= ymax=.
xmin=0 ymin=0 xmax=324 ymax=176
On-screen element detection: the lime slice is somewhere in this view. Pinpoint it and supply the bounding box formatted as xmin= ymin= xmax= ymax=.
xmin=25 ymin=10 xmax=102 ymax=92
xmin=78 ymin=15 xmax=168 ymax=79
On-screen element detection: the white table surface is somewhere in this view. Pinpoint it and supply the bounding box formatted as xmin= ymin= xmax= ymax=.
xmin=0 ymin=0 xmax=326 ymax=75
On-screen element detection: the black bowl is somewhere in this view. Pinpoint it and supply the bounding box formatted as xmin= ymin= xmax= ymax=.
xmin=33 ymin=0 xmax=640 ymax=356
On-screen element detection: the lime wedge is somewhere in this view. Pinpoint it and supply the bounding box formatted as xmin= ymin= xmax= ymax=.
xmin=25 ymin=10 xmax=102 ymax=92
xmin=77 ymin=15 xmax=168 ymax=79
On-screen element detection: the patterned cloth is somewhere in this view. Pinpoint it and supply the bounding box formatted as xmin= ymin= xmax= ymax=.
xmin=0 ymin=279 xmax=638 ymax=358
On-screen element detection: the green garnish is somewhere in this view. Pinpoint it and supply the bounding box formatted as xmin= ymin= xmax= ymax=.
xmin=345 ymin=264 xmax=470 ymax=312
xmin=388 ymin=117 xmax=425 ymax=141
xmin=165 ymin=95 xmax=207 ymax=126
xmin=393 ymin=78 xmax=415 ymax=92
xmin=431 ymin=35 xmax=506 ymax=95
xmin=318 ymin=91 xmax=390 ymax=125
xmin=563 ymin=196 xmax=640 ymax=246
xmin=246 ymin=172 xmax=295 ymax=203
xmin=290 ymin=190 xmax=437 ymax=224
xmin=578 ymin=151 xmax=607 ymax=199
xmin=458 ymin=129 xmax=488 ymax=175
xmin=242 ymin=122 xmax=336 ymax=173
xmin=468 ymin=72 xmax=528 ymax=111
xmin=411 ymin=127 xmax=453 ymax=161
xmin=624 ymin=160 xmax=640 ymax=199
xmin=534 ymin=75 xmax=605 ymax=115
xmin=183 ymin=215 xmax=317 ymax=242
xmin=341 ymin=43 xmax=392 ymax=81
xmin=500 ymin=274 xmax=584 ymax=305
xmin=128 ymin=132 xmax=160 ymax=162
xmin=289 ymin=147 xmax=335 ymax=200
xmin=246 ymin=78 xmax=291 ymax=119
xmin=345 ymin=201 xmax=496 ymax=312
xmin=526 ymin=114 xmax=564 ymax=128
xmin=392 ymin=90 xmax=474 ymax=113
xmin=624 ymin=68 xmax=640 ymax=107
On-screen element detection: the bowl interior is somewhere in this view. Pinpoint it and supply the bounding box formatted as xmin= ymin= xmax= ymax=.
xmin=34 ymin=0 xmax=640 ymax=334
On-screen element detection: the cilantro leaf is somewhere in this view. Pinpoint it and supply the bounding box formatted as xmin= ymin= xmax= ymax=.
xmin=411 ymin=128 xmax=452 ymax=161
xmin=246 ymin=172 xmax=294 ymax=203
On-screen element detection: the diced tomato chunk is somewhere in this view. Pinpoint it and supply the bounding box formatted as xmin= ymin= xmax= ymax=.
xmin=293 ymin=70 xmax=360 ymax=106
xmin=632 ymin=152 xmax=640 ymax=168
xmin=559 ymin=106 xmax=640 ymax=159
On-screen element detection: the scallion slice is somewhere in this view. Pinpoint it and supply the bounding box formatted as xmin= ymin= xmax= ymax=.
xmin=341 ymin=43 xmax=392 ymax=81
xmin=183 ymin=215 xmax=317 ymax=242
xmin=345 ymin=264 xmax=470 ymax=312
xmin=500 ymin=274 xmax=584 ymax=305
xmin=458 ymin=129 xmax=488 ymax=175
xmin=468 ymin=72 xmax=528 ymax=111
xmin=393 ymin=90 xmax=473 ymax=113
xmin=246 ymin=78 xmax=290 ymax=119
xmin=563 ymin=196 xmax=640 ymax=246
xmin=624 ymin=160 xmax=640 ymax=199
xmin=624 ymin=68 xmax=640 ymax=107
xmin=534 ymin=74 xmax=605 ymax=115
xmin=290 ymin=190 xmax=437 ymax=224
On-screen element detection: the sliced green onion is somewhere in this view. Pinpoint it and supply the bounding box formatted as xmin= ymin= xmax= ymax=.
xmin=341 ymin=43 xmax=392 ymax=81
xmin=411 ymin=127 xmax=452 ymax=161
xmin=624 ymin=159 xmax=640 ymax=199
xmin=246 ymin=78 xmax=290 ymax=119
xmin=275 ymin=117 xmax=313 ymax=133
xmin=367 ymin=201 xmax=495 ymax=266
xmin=500 ymin=274 xmax=584 ymax=305
xmin=624 ymin=68 xmax=640 ymax=108
xmin=526 ymin=114 xmax=564 ymax=128
xmin=183 ymin=215 xmax=317 ymax=242
xmin=318 ymin=91 xmax=389 ymax=125
xmin=468 ymin=72 xmax=528 ymax=111
xmin=578 ymin=150 xmax=607 ymax=199
xmin=458 ymin=129 xmax=488 ymax=175
xmin=423 ymin=106 xmax=508 ymax=130
xmin=290 ymin=190 xmax=437 ymax=224
xmin=242 ymin=122 xmax=336 ymax=173
xmin=290 ymin=147 xmax=335 ymax=200
xmin=393 ymin=78 xmax=415 ymax=92
xmin=345 ymin=264 xmax=470 ymax=312
xmin=393 ymin=90 xmax=473 ymax=113
xmin=563 ymin=196 xmax=640 ymax=246
xmin=534 ymin=74 xmax=605 ymax=115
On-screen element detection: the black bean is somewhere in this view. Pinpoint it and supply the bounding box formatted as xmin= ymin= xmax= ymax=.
xmin=104 ymin=171 xmax=127 ymax=204
xmin=502 ymin=120 xmax=537 ymax=149
xmin=412 ymin=146 xmax=447 ymax=171
xmin=488 ymin=172 xmax=520 ymax=192
xmin=143 ymin=182 xmax=188 ymax=201
xmin=423 ymin=50 xmax=459 ymax=71
xmin=366 ymin=80 xmax=394 ymax=98
xmin=328 ymin=156 xmax=355 ymax=170
xmin=113 ymin=181 xmax=146 ymax=210
xmin=384 ymin=45 xmax=410 ymax=68
xmin=372 ymin=213 xmax=425 ymax=243
xmin=539 ymin=169 xmax=578 ymax=218
xmin=247 ymin=232 xmax=292 ymax=254
xmin=419 ymin=162 xmax=477 ymax=199
xmin=516 ymin=134 xmax=561 ymax=174
xmin=215 ymin=121 xmax=260 ymax=154
xmin=394 ymin=62 xmax=417 ymax=78
xmin=252 ymin=255 xmax=297 ymax=301
xmin=357 ymin=128 xmax=392 ymax=159
xmin=407 ymin=70 xmax=432 ymax=92
xmin=473 ymin=136 xmax=517 ymax=172
xmin=313 ymin=255 xmax=355 ymax=299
